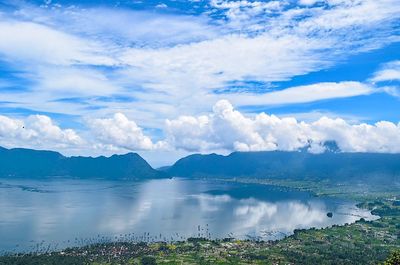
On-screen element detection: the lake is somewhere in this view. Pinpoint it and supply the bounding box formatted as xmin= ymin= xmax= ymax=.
xmin=0 ymin=178 xmax=376 ymax=252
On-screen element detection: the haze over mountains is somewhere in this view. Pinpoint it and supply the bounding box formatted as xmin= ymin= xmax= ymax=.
xmin=1 ymin=146 xmax=399 ymax=184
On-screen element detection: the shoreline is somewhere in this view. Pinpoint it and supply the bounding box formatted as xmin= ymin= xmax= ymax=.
xmin=0 ymin=178 xmax=379 ymax=255
xmin=0 ymin=178 xmax=398 ymax=264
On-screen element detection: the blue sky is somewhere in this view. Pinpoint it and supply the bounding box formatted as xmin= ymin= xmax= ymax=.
xmin=0 ymin=0 xmax=399 ymax=166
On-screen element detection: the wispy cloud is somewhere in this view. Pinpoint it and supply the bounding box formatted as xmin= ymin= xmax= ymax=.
xmin=370 ymin=60 xmax=400 ymax=83
xmin=0 ymin=18 xmax=114 ymax=65
xmin=224 ymin=82 xmax=374 ymax=106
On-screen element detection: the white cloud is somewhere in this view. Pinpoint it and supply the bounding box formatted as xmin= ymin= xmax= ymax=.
xmin=87 ymin=113 xmax=165 ymax=151
xmin=309 ymin=117 xmax=400 ymax=153
xmin=35 ymin=66 xmax=121 ymax=96
xmin=370 ymin=60 xmax=400 ymax=83
xmin=211 ymin=0 xmax=400 ymax=38
xmin=369 ymin=60 xmax=400 ymax=97
xmin=13 ymin=5 xmax=218 ymax=47
xmin=382 ymin=86 xmax=400 ymax=98
xmin=210 ymin=0 xmax=285 ymax=28
xmin=0 ymin=114 xmax=83 ymax=150
xmin=165 ymin=100 xmax=400 ymax=153
xmin=225 ymin=81 xmax=374 ymax=106
xmin=0 ymin=101 xmax=400 ymax=160
xmin=28 ymin=115 xmax=83 ymax=145
xmin=165 ymin=99 xmax=309 ymax=152
xmin=0 ymin=112 xmax=165 ymax=155
xmin=119 ymin=33 xmax=329 ymax=91
xmin=298 ymin=0 xmax=320 ymax=6
xmin=0 ymin=0 xmax=399 ymax=125
xmin=155 ymin=3 xmax=168 ymax=9
xmin=0 ymin=0 xmax=399 ymax=162
xmin=0 ymin=19 xmax=115 ymax=66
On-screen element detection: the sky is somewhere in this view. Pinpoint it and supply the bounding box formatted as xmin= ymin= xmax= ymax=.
xmin=0 ymin=0 xmax=399 ymax=167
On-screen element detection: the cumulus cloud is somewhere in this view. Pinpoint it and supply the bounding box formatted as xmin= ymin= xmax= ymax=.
xmin=0 ymin=115 xmax=83 ymax=150
xmin=165 ymin=100 xmax=400 ymax=153
xmin=87 ymin=113 xmax=165 ymax=151
xmin=1 ymin=103 xmax=400 ymax=158
xmin=0 ymin=112 xmax=165 ymax=155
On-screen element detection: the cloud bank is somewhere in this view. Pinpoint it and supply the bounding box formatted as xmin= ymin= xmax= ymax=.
xmin=1 ymin=100 xmax=400 ymax=156
xmin=165 ymin=100 xmax=400 ymax=154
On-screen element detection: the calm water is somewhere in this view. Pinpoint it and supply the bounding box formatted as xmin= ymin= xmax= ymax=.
xmin=0 ymin=178 xmax=376 ymax=252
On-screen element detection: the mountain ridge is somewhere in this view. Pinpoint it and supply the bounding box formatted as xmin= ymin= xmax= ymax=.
xmin=0 ymin=147 xmax=165 ymax=179
xmin=166 ymin=150 xmax=400 ymax=183
xmin=2 ymin=147 xmax=400 ymax=183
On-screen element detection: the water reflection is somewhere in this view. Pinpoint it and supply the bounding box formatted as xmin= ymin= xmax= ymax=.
xmin=0 ymin=178 xmax=375 ymax=251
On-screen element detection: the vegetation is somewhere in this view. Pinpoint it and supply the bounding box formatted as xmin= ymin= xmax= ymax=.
xmin=383 ymin=249 xmax=400 ymax=265
xmin=222 ymin=177 xmax=400 ymax=201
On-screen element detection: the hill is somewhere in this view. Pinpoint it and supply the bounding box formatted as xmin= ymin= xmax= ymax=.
xmin=167 ymin=151 xmax=400 ymax=183
xmin=0 ymin=147 xmax=165 ymax=179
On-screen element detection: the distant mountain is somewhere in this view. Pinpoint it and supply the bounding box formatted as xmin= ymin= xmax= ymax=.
xmin=3 ymin=147 xmax=400 ymax=183
xmin=0 ymin=147 xmax=165 ymax=179
xmin=166 ymin=151 xmax=400 ymax=183
xmin=157 ymin=165 xmax=171 ymax=171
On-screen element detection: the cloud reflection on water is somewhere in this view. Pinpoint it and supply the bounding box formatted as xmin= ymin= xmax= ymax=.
xmin=0 ymin=178 xmax=376 ymax=251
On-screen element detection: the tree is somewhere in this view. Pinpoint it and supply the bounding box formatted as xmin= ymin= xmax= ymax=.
xmin=141 ymin=256 xmax=157 ymax=265
xmin=383 ymin=250 xmax=400 ymax=265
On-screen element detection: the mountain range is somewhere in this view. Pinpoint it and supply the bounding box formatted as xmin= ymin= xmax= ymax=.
xmin=166 ymin=151 xmax=400 ymax=184
xmin=1 ymin=146 xmax=399 ymax=183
